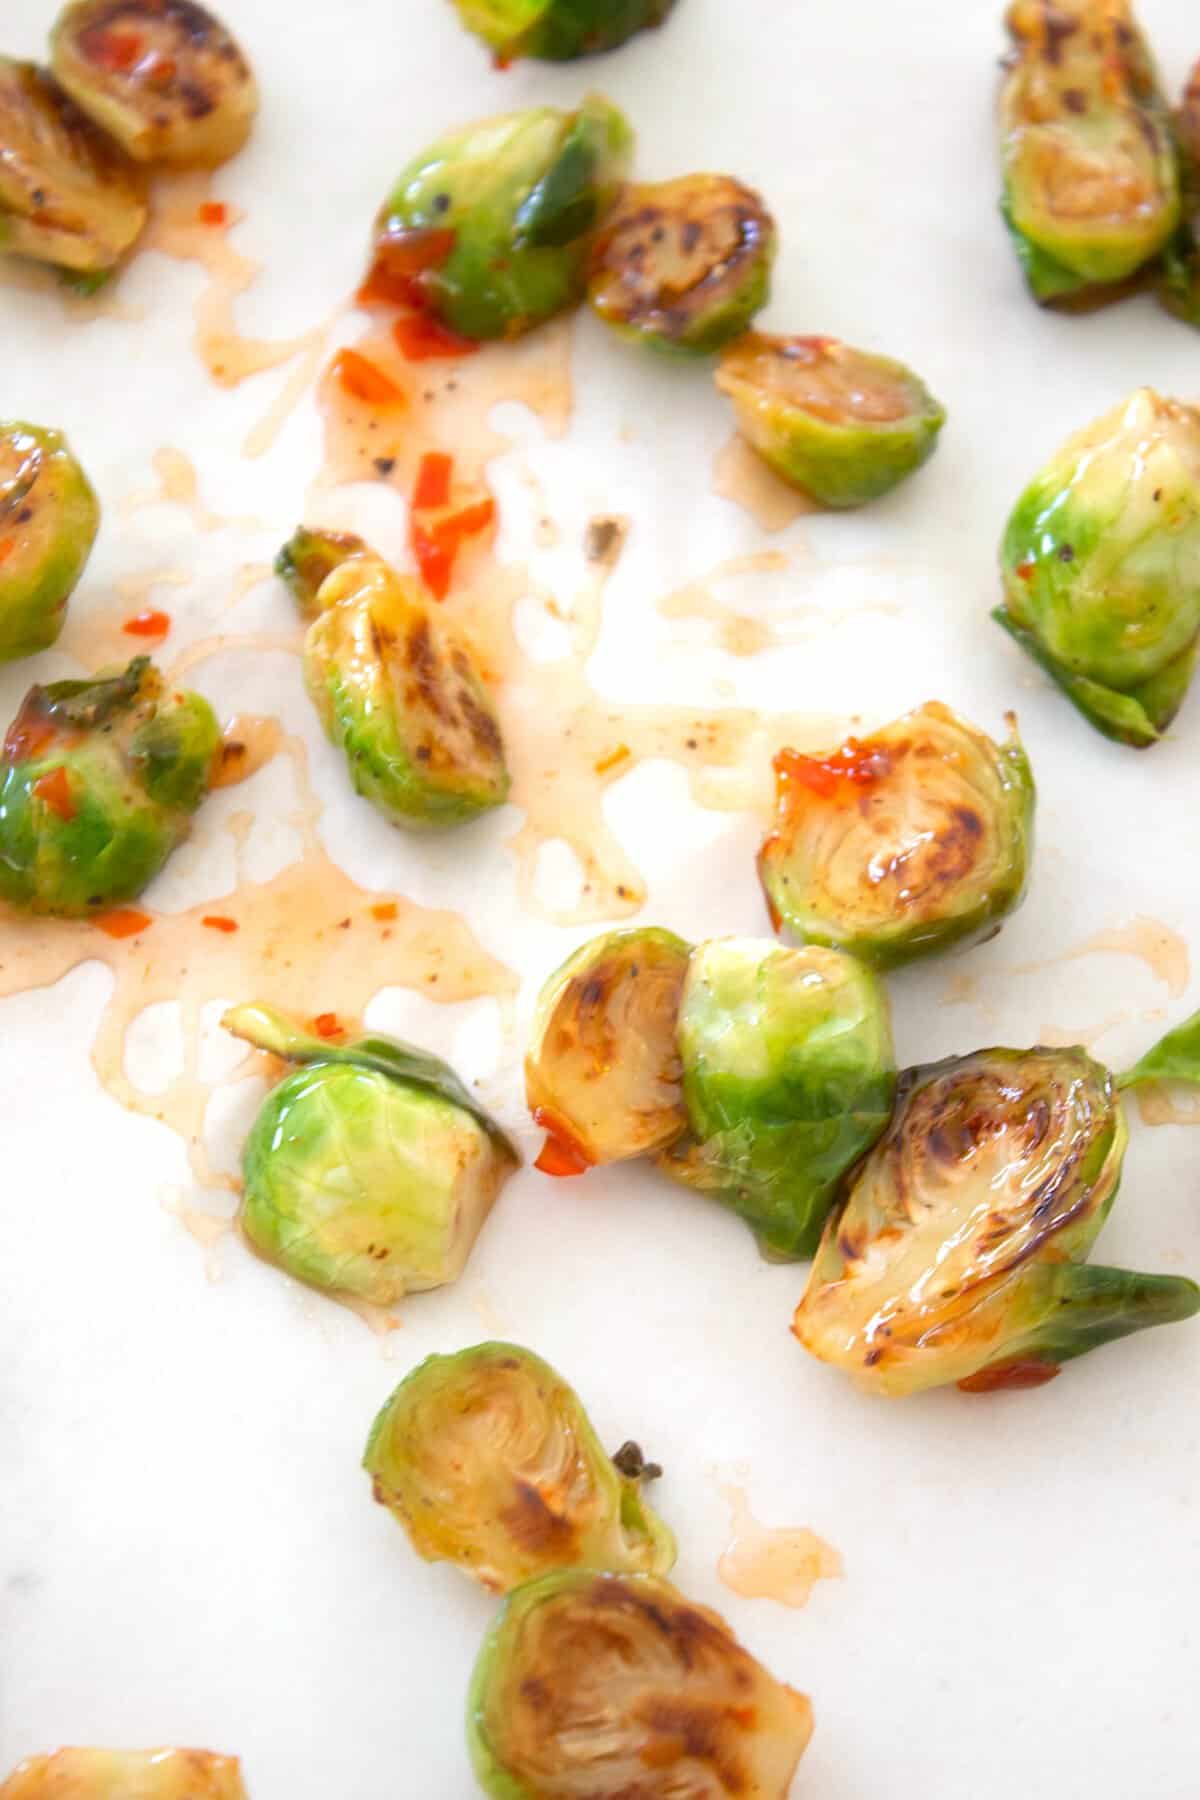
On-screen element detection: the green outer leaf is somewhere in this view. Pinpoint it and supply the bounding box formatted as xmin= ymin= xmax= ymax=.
xmin=0 ymin=420 xmax=100 ymax=661
xmin=39 ymin=656 xmax=149 ymax=726
xmin=992 ymin=606 xmax=1181 ymax=748
xmin=986 ymin=1261 xmax=1200 ymax=1378
xmin=362 ymin=1340 xmax=675 ymax=1590
xmin=452 ymin=0 xmax=676 ymax=62
xmin=274 ymin=525 xmax=366 ymax=617
xmin=1118 ymin=1007 xmax=1200 ymax=1090
xmin=223 ymin=1002 xmax=518 ymax=1161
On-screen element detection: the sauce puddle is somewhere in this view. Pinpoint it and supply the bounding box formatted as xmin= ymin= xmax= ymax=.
xmin=717 ymin=1484 xmax=843 ymax=1609
xmin=122 ymin=447 xmax=265 ymax=534
xmin=712 ymin=433 xmax=813 ymax=532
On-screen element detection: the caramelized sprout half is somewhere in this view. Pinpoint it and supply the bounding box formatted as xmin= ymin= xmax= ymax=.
xmin=0 ymin=421 xmax=100 ymax=660
xmin=449 ymin=0 xmax=677 ymax=63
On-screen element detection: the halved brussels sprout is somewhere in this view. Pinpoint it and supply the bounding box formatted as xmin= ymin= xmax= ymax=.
xmin=366 ymin=94 xmax=633 ymax=340
xmin=525 ymin=927 xmax=691 ymax=1171
xmin=758 ymin=703 xmax=1035 ymax=968
xmin=0 ymin=422 xmax=99 ymax=661
xmin=274 ymin=524 xmax=366 ymax=618
xmin=468 ymin=1568 xmax=813 ymax=1798
xmin=999 ymin=0 xmax=1179 ymax=305
xmin=227 ymin=1004 xmax=518 ymax=1304
xmin=794 ymin=1045 xmax=1200 ymax=1397
xmin=588 ymin=175 xmax=775 ymax=354
xmin=450 ymin=0 xmax=677 ymax=63
xmin=363 ymin=1341 xmax=675 ymax=1591
xmin=995 ymin=388 xmax=1200 ymax=746
xmin=660 ymin=938 xmax=896 ymax=1260
xmin=1161 ymin=59 xmax=1200 ymax=324
xmin=0 ymin=57 xmax=147 ymax=274
xmin=50 ymin=0 xmax=259 ymax=168
xmin=715 ymin=332 xmax=945 ymax=508
xmin=300 ymin=551 xmax=510 ymax=829
xmin=0 ymin=1749 xmax=248 ymax=1798
xmin=0 ymin=657 xmax=218 ymax=916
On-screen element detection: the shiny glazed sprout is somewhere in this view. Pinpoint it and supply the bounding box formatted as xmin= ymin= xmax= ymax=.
xmin=50 ymin=0 xmax=259 ymax=168
xmin=0 ymin=657 xmax=218 ymax=916
xmin=449 ymin=0 xmax=677 ymax=63
xmin=227 ymin=1004 xmax=518 ymax=1304
xmin=588 ymin=174 xmax=775 ymax=353
xmin=363 ymin=1341 xmax=675 ymax=1592
xmin=1161 ymin=57 xmax=1200 ymax=324
xmin=0 ymin=1748 xmax=248 ymax=1798
xmin=274 ymin=524 xmax=366 ymax=618
xmin=468 ymin=1569 xmax=813 ymax=1798
xmin=661 ymin=937 xmax=896 ymax=1260
xmin=999 ymin=0 xmax=1179 ymax=305
xmin=0 ymin=57 xmax=147 ymax=274
xmin=759 ymin=703 xmax=1035 ymax=968
xmin=715 ymin=332 xmax=945 ymax=507
xmin=297 ymin=549 xmax=510 ymax=830
xmin=0 ymin=422 xmax=99 ymax=661
xmin=794 ymin=1046 xmax=1200 ymax=1397
xmin=995 ymin=388 xmax=1200 ymax=745
xmin=366 ymin=95 xmax=633 ymax=340
xmin=525 ymin=927 xmax=691 ymax=1172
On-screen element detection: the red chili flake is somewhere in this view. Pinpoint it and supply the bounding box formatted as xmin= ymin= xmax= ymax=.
xmin=357 ymin=228 xmax=456 ymax=310
xmin=412 ymin=451 xmax=453 ymax=511
xmin=202 ymin=915 xmax=238 ymax=933
xmin=313 ymin=1012 xmax=342 ymax=1039
xmin=772 ymin=740 xmax=891 ymax=806
xmin=332 ymin=349 xmax=405 ymax=408
xmin=1016 ymin=561 xmax=1035 ymax=583
xmin=93 ymin=908 xmax=152 ymax=940
xmin=493 ymin=50 xmax=514 ymax=70
xmin=198 ymin=202 xmax=228 ymax=227
xmin=33 ymin=766 xmax=75 ymax=820
xmin=82 ymin=26 xmax=144 ymax=71
xmin=371 ymin=901 xmax=398 ymax=922
xmin=392 ymin=313 xmax=479 ymax=362
xmin=123 ymin=609 xmax=170 ymax=638
xmin=0 ymin=538 xmax=15 ymax=566
xmin=958 ymin=1360 xmax=1061 ymax=1394
xmin=436 ymin=496 xmax=495 ymax=545
xmin=411 ymin=521 xmax=455 ymax=600
xmin=531 ymin=1108 xmax=593 ymax=1178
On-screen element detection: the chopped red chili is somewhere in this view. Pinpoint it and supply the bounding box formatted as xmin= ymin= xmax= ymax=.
xmin=332 ymin=349 xmax=405 ymax=408
xmin=202 ymin=915 xmax=238 ymax=933
xmin=0 ymin=538 xmax=15 ymax=566
xmin=412 ymin=451 xmax=453 ymax=511
xmin=123 ymin=609 xmax=171 ymax=638
xmin=531 ymin=1107 xmax=593 ymax=1177
xmin=33 ymin=766 xmax=75 ymax=820
xmin=357 ymin=228 xmax=457 ymax=309
xmin=198 ymin=202 xmax=228 ymax=227
xmin=313 ymin=1012 xmax=342 ymax=1039
xmin=411 ymin=522 xmax=455 ymax=600
xmin=371 ymin=901 xmax=398 ymax=922
xmin=93 ymin=908 xmax=152 ymax=940
xmin=1016 ymin=561 xmax=1035 ymax=582
xmin=392 ymin=313 xmax=479 ymax=362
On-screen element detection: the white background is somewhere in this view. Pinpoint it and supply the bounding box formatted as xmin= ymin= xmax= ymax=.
xmin=2 ymin=0 xmax=1200 ymax=1793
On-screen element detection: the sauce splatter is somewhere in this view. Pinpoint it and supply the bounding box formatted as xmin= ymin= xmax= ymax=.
xmin=122 ymin=448 xmax=264 ymax=534
xmin=211 ymin=715 xmax=286 ymax=788
xmin=717 ymin=1484 xmax=843 ymax=1609
xmin=1063 ymin=918 xmax=1191 ymax=1000
xmin=1134 ymin=1087 xmax=1200 ymax=1127
xmin=712 ymin=433 xmax=812 ymax=532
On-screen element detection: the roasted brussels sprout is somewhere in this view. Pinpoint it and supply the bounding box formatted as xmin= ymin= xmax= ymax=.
xmin=297 ymin=549 xmax=510 ymax=829
xmin=1161 ymin=59 xmax=1200 ymax=324
xmin=715 ymin=332 xmax=945 ymax=508
xmin=995 ymin=388 xmax=1200 ymax=746
xmin=227 ymin=1004 xmax=518 ymax=1304
xmin=0 ymin=58 xmax=147 ymax=275
xmin=0 ymin=422 xmax=99 ymax=661
xmin=0 ymin=1748 xmax=248 ymax=1798
xmin=0 ymin=657 xmax=218 ymax=916
xmin=363 ymin=1341 xmax=675 ymax=1591
xmin=366 ymin=95 xmax=633 ymax=340
xmin=50 ymin=0 xmax=258 ymax=168
xmin=274 ymin=524 xmax=366 ymax=618
xmin=588 ymin=175 xmax=775 ymax=354
xmin=999 ymin=0 xmax=1179 ymax=306
xmin=525 ymin=926 xmax=691 ymax=1172
xmin=758 ymin=703 xmax=1035 ymax=968
xmin=449 ymin=0 xmax=676 ymax=63
xmin=468 ymin=1569 xmax=813 ymax=1798
xmin=660 ymin=938 xmax=895 ymax=1260
xmin=1119 ymin=1005 xmax=1200 ymax=1091
xmin=794 ymin=1045 xmax=1200 ymax=1397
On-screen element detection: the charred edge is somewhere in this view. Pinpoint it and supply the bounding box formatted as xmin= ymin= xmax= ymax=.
xmin=500 ymin=1480 xmax=576 ymax=1554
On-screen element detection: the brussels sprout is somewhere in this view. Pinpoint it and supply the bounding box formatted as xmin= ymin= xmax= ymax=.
xmin=0 ymin=57 xmax=147 ymax=275
xmin=0 ymin=1748 xmax=248 ymax=1798
xmin=49 ymin=0 xmax=258 ymax=168
xmin=588 ymin=175 xmax=775 ymax=354
xmin=300 ymin=551 xmax=509 ymax=829
xmin=794 ymin=1045 xmax=1200 ymax=1397
xmin=758 ymin=703 xmax=1035 ymax=969
xmin=1119 ymin=1005 xmax=1200 ymax=1091
xmin=449 ymin=0 xmax=676 ymax=63
xmin=274 ymin=524 xmax=366 ymax=618
xmin=660 ymin=938 xmax=895 ymax=1260
xmin=999 ymin=1 xmax=1179 ymax=306
xmin=0 ymin=657 xmax=218 ymax=916
xmin=366 ymin=94 xmax=633 ymax=341
xmin=0 ymin=422 xmax=99 ymax=661
xmin=995 ymin=388 xmax=1200 ymax=746
xmin=226 ymin=1003 xmax=518 ymax=1304
xmin=715 ymin=332 xmax=945 ymax=508
xmin=468 ymin=1568 xmax=813 ymax=1798
xmin=363 ymin=1341 xmax=675 ymax=1591
xmin=1160 ymin=60 xmax=1200 ymax=325
xmin=525 ymin=927 xmax=691 ymax=1170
